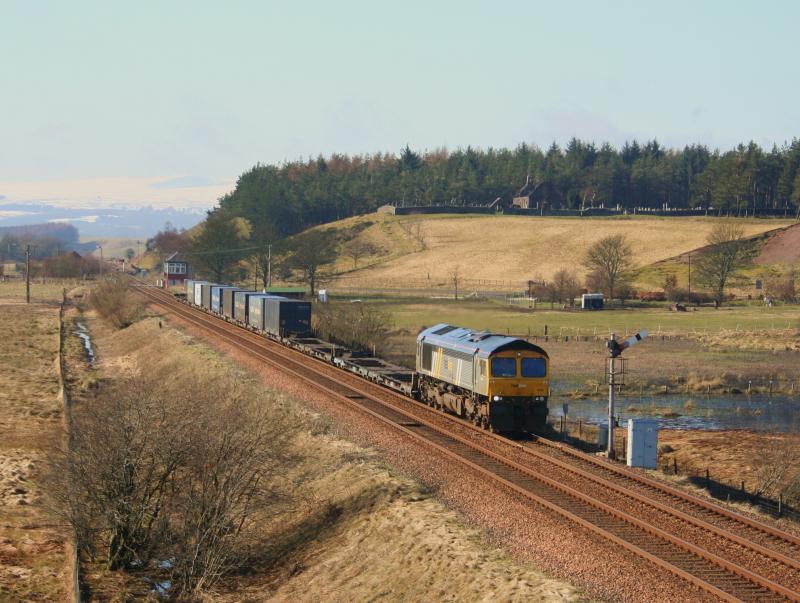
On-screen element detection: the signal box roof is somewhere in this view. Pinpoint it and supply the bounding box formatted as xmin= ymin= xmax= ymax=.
xmin=417 ymin=323 xmax=548 ymax=360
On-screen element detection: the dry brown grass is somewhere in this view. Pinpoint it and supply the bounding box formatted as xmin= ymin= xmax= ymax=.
xmin=0 ymin=294 xmax=69 ymax=601
xmin=79 ymin=308 xmax=580 ymax=601
xmin=317 ymin=213 xmax=791 ymax=289
xmin=694 ymin=327 xmax=800 ymax=352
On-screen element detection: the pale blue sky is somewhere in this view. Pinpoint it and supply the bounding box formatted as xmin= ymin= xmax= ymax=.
xmin=1 ymin=0 xmax=798 ymax=209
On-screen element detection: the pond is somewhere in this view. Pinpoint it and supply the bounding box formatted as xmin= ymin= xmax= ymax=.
xmin=553 ymin=393 xmax=800 ymax=432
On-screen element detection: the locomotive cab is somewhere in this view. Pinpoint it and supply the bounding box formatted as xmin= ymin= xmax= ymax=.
xmin=416 ymin=324 xmax=550 ymax=432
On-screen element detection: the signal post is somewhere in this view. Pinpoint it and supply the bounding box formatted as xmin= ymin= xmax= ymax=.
xmin=606 ymin=330 xmax=647 ymax=459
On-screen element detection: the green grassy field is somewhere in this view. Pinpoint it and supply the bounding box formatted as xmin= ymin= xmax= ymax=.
xmin=351 ymin=295 xmax=800 ymax=337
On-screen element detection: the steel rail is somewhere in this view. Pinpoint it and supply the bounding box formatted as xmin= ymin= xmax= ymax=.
xmin=135 ymin=284 xmax=799 ymax=602
xmin=140 ymin=283 xmax=800 ymax=559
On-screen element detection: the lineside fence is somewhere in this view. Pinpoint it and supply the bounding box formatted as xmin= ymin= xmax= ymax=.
xmin=57 ymin=290 xmax=82 ymax=603
xmin=545 ymin=416 xmax=800 ymax=522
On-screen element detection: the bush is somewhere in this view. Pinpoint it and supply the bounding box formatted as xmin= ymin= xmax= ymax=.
xmin=665 ymin=287 xmax=714 ymax=304
xmin=89 ymin=277 xmax=143 ymax=328
xmin=765 ymin=277 xmax=797 ymax=302
xmin=313 ymin=301 xmax=392 ymax=355
xmin=638 ymin=291 xmax=666 ymax=302
xmin=44 ymin=352 xmax=299 ymax=597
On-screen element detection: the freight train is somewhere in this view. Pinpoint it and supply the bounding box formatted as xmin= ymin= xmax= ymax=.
xmin=182 ymin=279 xmax=550 ymax=432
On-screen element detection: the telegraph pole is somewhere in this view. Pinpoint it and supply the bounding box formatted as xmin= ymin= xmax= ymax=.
xmin=97 ymin=245 xmax=103 ymax=277
xmin=25 ymin=244 xmax=32 ymax=304
xmin=687 ymin=252 xmax=692 ymax=294
xmin=267 ymin=244 xmax=272 ymax=288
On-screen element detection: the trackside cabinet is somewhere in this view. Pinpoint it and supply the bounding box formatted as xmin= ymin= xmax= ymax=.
xmin=626 ymin=418 xmax=658 ymax=469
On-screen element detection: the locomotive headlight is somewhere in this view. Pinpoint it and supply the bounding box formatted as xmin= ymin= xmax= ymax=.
xmin=493 ymin=395 xmax=501 ymax=401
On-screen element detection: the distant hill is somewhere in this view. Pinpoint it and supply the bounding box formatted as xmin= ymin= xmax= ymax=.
xmin=0 ymin=222 xmax=78 ymax=245
xmin=309 ymin=213 xmax=796 ymax=291
xmin=0 ymin=202 xmax=205 ymax=238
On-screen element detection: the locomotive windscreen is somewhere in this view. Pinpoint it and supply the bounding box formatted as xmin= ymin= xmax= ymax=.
xmin=491 ymin=357 xmax=516 ymax=377
xmin=521 ymin=357 xmax=547 ymax=377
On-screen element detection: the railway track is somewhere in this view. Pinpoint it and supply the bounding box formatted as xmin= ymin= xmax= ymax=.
xmin=134 ymin=283 xmax=800 ymax=602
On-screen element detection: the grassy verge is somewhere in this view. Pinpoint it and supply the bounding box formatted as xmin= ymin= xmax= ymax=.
xmin=0 ymin=282 xmax=70 ymax=601
xmin=71 ymin=304 xmax=580 ymax=600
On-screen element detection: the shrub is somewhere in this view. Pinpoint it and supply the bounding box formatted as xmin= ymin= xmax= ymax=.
xmin=89 ymin=277 xmax=143 ymax=328
xmin=313 ymin=301 xmax=392 ymax=355
xmin=44 ymin=352 xmax=299 ymax=597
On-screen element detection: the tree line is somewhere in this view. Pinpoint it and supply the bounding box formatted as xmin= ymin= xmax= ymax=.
xmin=218 ymin=139 xmax=800 ymax=239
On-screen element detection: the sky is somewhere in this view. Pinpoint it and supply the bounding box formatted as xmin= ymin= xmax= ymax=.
xmin=1 ymin=0 xmax=798 ymax=211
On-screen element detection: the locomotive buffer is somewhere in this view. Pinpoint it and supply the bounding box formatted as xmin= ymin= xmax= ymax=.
xmin=605 ymin=329 xmax=647 ymax=460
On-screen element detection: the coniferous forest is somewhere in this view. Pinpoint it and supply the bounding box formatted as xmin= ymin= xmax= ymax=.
xmin=218 ymin=139 xmax=800 ymax=237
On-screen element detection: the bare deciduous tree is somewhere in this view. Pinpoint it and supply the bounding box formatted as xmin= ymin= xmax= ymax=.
xmin=695 ymin=222 xmax=749 ymax=303
xmin=549 ymin=269 xmax=581 ymax=307
xmin=449 ymin=265 xmax=461 ymax=300
xmin=343 ymin=240 xmax=379 ymax=270
xmin=583 ymin=234 xmax=635 ymax=301
xmin=751 ymin=436 xmax=800 ymax=503
xmin=286 ymin=230 xmax=337 ymax=295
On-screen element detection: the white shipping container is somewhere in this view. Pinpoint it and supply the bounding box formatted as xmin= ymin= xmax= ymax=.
xmin=194 ymin=281 xmax=209 ymax=306
xmin=626 ymin=418 xmax=659 ymax=469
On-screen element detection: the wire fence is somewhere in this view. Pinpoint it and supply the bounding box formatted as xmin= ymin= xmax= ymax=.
xmin=58 ymin=292 xmax=82 ymax=602
xmin=546 ymin=416 xmax=800 ymax=522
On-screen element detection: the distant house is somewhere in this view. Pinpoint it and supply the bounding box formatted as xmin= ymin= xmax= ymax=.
xmin=512 ymin=175 xmax=537 ymax=209
xmin=163 ymin=252 xmax=193 ymax=289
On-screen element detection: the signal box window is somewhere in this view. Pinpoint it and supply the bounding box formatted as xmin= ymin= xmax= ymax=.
xmin=521 ymin=357 xmax=547 ymax=378
xmin=491 ymin=357 xmax=516 ymax=377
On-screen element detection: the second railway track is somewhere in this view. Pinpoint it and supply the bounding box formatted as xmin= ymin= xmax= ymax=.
xmin=135 ymin=283 xmax=800 ymax=602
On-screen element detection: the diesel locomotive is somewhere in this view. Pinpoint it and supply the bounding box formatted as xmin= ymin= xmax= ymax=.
xmin=181 ymin=280 xmax=550 ymax=432
xmin=415 ymin=324 xmax=550 ymax=431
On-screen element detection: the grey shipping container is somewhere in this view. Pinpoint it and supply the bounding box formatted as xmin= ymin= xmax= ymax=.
xmin=263 ymin=297 xmax=312 ymax=337
xmin=211 ymin=285 xmax=237 ymax=313
xmin=233 ymin=290 xmax=261 ymax=324
xmin=200 ymin=282 xmax=218 ymax=309
xmin=222 ymin=288 xmax=245 ymax=319
xmin=247 ymin=294 xmax=276 ymax=331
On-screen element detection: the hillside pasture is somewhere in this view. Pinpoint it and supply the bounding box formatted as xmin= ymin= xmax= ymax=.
xmin=321 ymin=213 xmax=794 ymax=291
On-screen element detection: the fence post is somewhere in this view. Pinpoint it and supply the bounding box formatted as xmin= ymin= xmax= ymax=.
xmin=673 ymin=457 xmax=678 ymax=475
xmin=705 ymin=468 xmax=710 ymax=490
xmin=778 ymin=493 xmax=783 ymax=517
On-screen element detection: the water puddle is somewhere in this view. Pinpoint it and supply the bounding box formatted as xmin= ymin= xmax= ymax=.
xmin=556 ymin=393 xmax=800 ymax=432
xmin=73 ymin=322 xmax=96 ymax=367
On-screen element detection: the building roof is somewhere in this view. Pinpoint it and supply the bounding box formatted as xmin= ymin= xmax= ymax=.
xmin=164 ymin=251 xmax=190 ymax=263
xmin=417 ymin=323 xmax=548 ymax=359
xmin=264 ymin=287 xmax=306 ymax=294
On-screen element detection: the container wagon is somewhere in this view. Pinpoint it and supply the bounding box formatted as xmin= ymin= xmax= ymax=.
xmin=211 ymin=285 xmax=238 ymax=314
xmin=263 ymin=296 xmax=312 ymax=337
